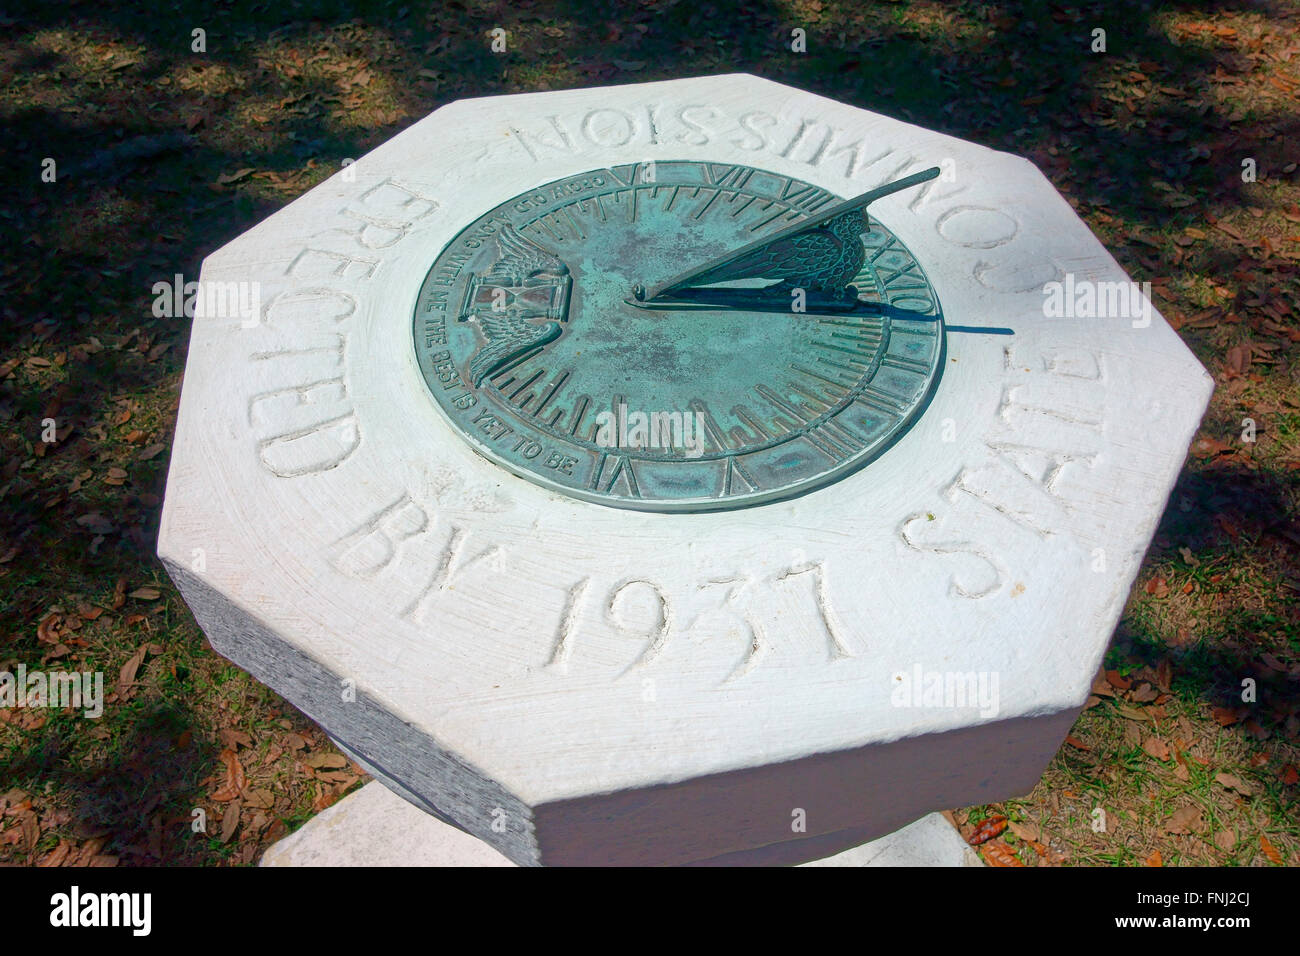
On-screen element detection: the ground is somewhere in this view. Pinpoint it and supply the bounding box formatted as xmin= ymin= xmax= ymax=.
xmin=0 ymin=0 xmax=1297 ymax=866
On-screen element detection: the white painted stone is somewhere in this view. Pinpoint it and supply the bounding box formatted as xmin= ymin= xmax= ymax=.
xmin=260 ymin=781 xmax=979 ymax=867
xmin=161 ymin=75 xmax=1213 ymax=867
xmin=261 ymin=782 xmax=515 ymax=867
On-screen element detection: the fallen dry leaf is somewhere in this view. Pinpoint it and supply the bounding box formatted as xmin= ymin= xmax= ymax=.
xmin=211 ymin=749 xmax=247 ymax=803
xmin=1260 ymin=835 xmax=1283 ymax=865
xmin=1215 ymin=773 xmax=1253 ymax=796
xmin=304 ymin=752 xmax=348 ymax=770
xmin=980 ymin=841 xmax=1024 ymax=867
xmin=1008 ymin=820 xmax=1040 ymax=842
xmin=219 ymin=728 xmax=253 ymax=750
xmin=1142 ymin=736 xmax=1171 ymax=761
xmin=1211 ymin=706 xmax=1244 ymax=726
xmin=967 ymin=815 xmax=1008 ymax=845
xmin=1105 ymin=669 xmax=1132 ymax=691
xmin=116 ymin=644 xmax=148 ymax=696
xmin=219 ymin=798 xmax=241 ymax=843
xmin=1165 ymin=805 xmax=1202 ymax=835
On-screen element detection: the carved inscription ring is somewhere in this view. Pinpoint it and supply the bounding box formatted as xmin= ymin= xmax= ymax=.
xmin=413 ymin=162 xmax=944 ymax=511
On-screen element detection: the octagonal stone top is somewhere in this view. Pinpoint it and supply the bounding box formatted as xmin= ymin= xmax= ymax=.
xmin=160 ymin=74 xmax=1212 ymax=865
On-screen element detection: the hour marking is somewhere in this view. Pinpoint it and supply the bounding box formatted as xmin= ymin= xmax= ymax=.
xmin=533 ymin=371 xmax=569 ymax=419
xmin=692 ymin=187 xmax=725 ymax=220
xmin=790 ymin=363 xmax=856 ymax=389
xmin=881 ymin=354 xmax=933 ymax=375
xmin=724 ymin=456 xmax=759 ymax=494
xmin=509 ymin=369 xmax=545 ymax=401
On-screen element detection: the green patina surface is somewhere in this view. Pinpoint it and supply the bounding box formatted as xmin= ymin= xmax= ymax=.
xmin=414 ymin=162 xmax=943 ymax=510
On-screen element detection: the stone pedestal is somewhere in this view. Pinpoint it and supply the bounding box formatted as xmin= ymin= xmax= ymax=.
xmin=161 ymin=74 xmax=1212 ymax=867
xmin=260 ymin=782 xmax=982 ymax=867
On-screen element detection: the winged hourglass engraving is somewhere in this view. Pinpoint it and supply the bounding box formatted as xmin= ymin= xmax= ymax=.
xmin=457 ymin=223 xmax=572 ymax=386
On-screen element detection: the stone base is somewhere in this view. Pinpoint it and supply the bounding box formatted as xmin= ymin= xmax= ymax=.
xmin=260 ymin=781 xmax=982 ymax=867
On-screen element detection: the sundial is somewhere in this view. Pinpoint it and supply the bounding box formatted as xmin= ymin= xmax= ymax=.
xmin=161 ymin=76 xmax=1213 ymax=866
xmin=414 ymin=164 xmax=944 ymax=511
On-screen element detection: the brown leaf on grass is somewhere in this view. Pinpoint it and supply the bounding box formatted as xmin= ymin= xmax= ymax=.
xmin=37 ymin=840 xmax=74 ymax=867
xmin=138 ymin=443 xmax=166 ymax=461
xmin=1260 ymin=835 xmax=1283 ymax=865
xmin=219 ymin=798 xmax=241 ymax=844
xmin=1145 ymin=850 xmax=1163 ymax=866
xmin=77 ymin=603 xmax=103 ymax=621
xmin=1144 ymin=576 xmax=1170 ymax=598
xmin=1155 ymin=658 xmax=1173 ymax=692
xmin=111 ymin=577 xmax=127 ymax=610
xmin=1193 ymin=436 xmax=1233 ymax=459
xmin=1008 ymin=820 xmax=1040 ymax=843
xmin=1215 ymin=773 xmax=1254 ymax=796
xmin=1241 ymin=720 xmax=1269 ymax=741
xmin=217 ymin=167 xmax=255 ymax=185
xmin=1143 ymin=737 xmax=1171 ymax=761
xmin=1211 ymin=706 xmax=1244 ymax=726
xmin=1065 ymin=734 xmax=1091 ymax=751
xmin=304 ymin=752 xmax=347 ymax=770
xmin=1280 ymin=764 xmax=1299 ymax=785
xmin=1116 ymin=704 xmax=1152 ymax=723
xmin=1224 ymin=344 xmax=1251 ymax=377
xmin=20 ymin=812 xmax=39 ymax=852
xmin=1090 ymin=670 xmax=1116 ymax=698
xmin=1214 ymin=830 xmax=1236 ymax=851
xmin=36 ymin=613 xmax=62 ymax=644
xmin=243 ymin=788 xmax=275 ymax=810
xmin=1165 ymin=805 xmax=1202 ymax=835
xmin=312 ymin=782 xmax=350 ymax=814
xmin=219 ymin=728 xmax=253 ymax=750
xmin=128 ymin=587 xmax=160 ymax=600
xmin=967 ymin=815 xmax=1008 ymax=845
xmin=980 ymin=841 xmax=1024 ymax=867
xmin=211 ymin=749 xmax=246 ymax=803
xmin=116 ymin=644 xmax=148 ymax=696
xmin=1130 ymin=682 xmax=1159 ymax=703
xmin=1105 ymin=669 xmax=1132 ymax=690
